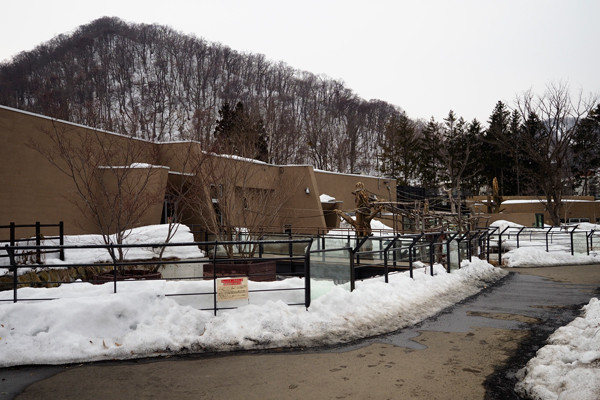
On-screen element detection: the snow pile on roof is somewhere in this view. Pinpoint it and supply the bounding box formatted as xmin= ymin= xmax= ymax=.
xmin=0 ymin=259 xmax=506 ymax=367
xmin=320 ymin=194 xmax=337 ymax=203
xmin=515 ymin=297 xmax=600 ymax=400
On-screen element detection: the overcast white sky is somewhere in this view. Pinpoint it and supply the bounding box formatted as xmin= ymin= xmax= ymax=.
xmin=1 ymin=0 xmax=599 ymax=124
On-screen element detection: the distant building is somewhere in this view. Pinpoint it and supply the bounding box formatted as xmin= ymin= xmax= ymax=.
xmin=469 ymin=196 xmax=600 ymax=227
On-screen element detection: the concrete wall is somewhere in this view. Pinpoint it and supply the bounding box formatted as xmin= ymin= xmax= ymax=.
xmin=313 ymin=170 xmax=395 ymax=208
xmin=470 ymin=196 xmax=600 ymax=227
xmin=313 ymin=170 xmax=397 ymax=230
xmin=1 ymin=106 xmax=395 ymax=239
xmin=0 ymin=106 xmax=168 ymax=239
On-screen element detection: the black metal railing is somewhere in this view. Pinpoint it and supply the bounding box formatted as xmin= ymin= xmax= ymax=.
xmin=0 ymin=221 xmax=64 ymax=263
xmin=1 ymin=238 xmax=313 ymax=316
xmin=315 ymin=229 xmax=490 ymax=282
xmin=490 ymin=225 xmax=598 ymax=258
xmin=4 ymin=223 xmax=592 ymax=314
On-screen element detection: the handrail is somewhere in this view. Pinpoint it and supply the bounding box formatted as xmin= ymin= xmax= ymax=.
xmin=2 ymin=237 xmax=314 ymax=312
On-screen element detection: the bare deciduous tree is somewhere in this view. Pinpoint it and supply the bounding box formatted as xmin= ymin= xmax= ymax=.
xmin=184 ymin=152 xmax=296 ymax=258
xmin=515 ymin=82 xmax=599 ymax=226
xmin=31 ymin=121 xmax=167 ymax=261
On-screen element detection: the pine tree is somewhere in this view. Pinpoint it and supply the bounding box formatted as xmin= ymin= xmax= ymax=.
xmin=571 ymin=104 xmax=600 ymax=195
xmin=462 ymin=118 xmax=485 ymax=194
xmin=482 ymin=101 xmax=512 ymax=195
xmin=214 ymin=102 xmax=269 ymax=162
xmin=506 ymin=109 xmax=525 ymax=195
xmin=418 ymin=117 xmax=442 ymax=189
xmin=379 ymin=112 xmax=420 ymax=185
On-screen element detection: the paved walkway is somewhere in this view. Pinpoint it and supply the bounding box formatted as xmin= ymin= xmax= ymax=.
xmin=2 ymin=265 xmax=599 ymax=399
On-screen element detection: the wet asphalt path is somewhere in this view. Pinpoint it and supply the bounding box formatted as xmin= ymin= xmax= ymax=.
xmin=330 ymin=270 xmax=599 ymax=398
xmin=338 ymin=271 xmax=597 ymax=351
xmin=1 ymin=267 xmax=598 ymax=399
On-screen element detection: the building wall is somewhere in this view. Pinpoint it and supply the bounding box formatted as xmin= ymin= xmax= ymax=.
xmin=2 ymin=106 xmax=395 ymax=239
xmin=1 ymin=106 xmax=97 ymax=237
xmin=313 ymin=170 xmax=395 ymax=209
xmin=470 ymin=196 xmax=600 ymax=227
xmin=313 ymin=170 xmax=397 ymax=230
xmin=0 ymin=106 xmax=168 ymax=239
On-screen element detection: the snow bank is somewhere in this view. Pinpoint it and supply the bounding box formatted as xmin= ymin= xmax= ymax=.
xmin=0 ymin=259 xmax=506 ymax=366
xmin=515 ymin=298 xmax=600 ymax=400
xmin=334 ymin=216 xmax=394 ymax=236
xmin=502 ymin=247 xmax=600 ymax=267
xmin=0 ymin=224 xmax=204 ymax=273
xmin=490 ymin=219 xmax=525 ymax=230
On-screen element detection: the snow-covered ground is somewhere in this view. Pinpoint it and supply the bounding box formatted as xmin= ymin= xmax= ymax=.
xmin=486 ymin=220 xmax=600 ymax=399
xmin=515 ymin=298 xmax=600 ymax=400
xmin=0 ymin=258 xmax=505 ymax=367
xmin=1 ymin=222 xmax=599 ymax=399
xmin=490 ymin=220 xmax=600 ymax=267
xmin=0 ymin=224 xmax=204 ymax=275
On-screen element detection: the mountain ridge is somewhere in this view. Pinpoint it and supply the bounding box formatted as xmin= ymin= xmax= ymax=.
xmin=0 ymin=16 xmax=404 ymax=175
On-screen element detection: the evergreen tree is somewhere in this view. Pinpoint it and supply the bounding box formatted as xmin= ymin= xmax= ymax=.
xmin=482 ymin=101 xmax=512 ymax=195
xmin=571 ymin=104 xmax=600 ymax=195
xmin=379 ymin=112 xmax=420 ymax=185
xmin=214 ymin=102 xmax=269 ymax=162
xmin=439 ymin=111 xmax=470 ymax=192
xmin=462 ymin=118 xmax=485 ymax=194
xmin=438 ymin=110 xmax=478 ymax=224
xmin=518 ymin=111 xmax=545 ymax=195
xmin=417 ymin=117 xmax=442 ymax=189
xmin=506 ymin=109 xmax=526 ymax=195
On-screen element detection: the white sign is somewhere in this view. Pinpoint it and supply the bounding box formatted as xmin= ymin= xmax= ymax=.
xmin=217 ymin=277 xmax=248 ymax=301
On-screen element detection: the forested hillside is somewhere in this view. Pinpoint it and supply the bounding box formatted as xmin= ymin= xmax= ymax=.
xmin=0 ymin=16 xmax=398 ymax=174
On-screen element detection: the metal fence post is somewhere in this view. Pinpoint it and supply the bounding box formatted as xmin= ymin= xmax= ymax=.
xmin=498 ymin=226 xmax=510 ymax=266
xmin=408 ymin=233 xmax=423 ymax=279
xmin=446 ymin=232 xmax=459 ymax=272
xmin=486 ymin=227 xmax=497 ymax=263
xmin=35 ymin=221 xmax=41 ymax=264
xmin=570 ymin=230 xmax=575 ymax=256
xmin=462 ymin=230 xmax=471 ymax=262
xmin=409 ymin=239 xmax=414 ymax=279
xmin=498 ymin=229 xmax=502 ymax=265
xmin=304 ymin=239 xmax=312 ymax=309
xmin=6 ymin=245 xmax=17 ymax=303
xmin=106 ymin=242 xmax=118 ymax=294
xmin=568 ymin=226 xmax=578 ymax=256
xmin=516 ymin=226 xmax=525 ymax=249
xmin=212 ymin=242 xmax=218 ymax=316
xmin=10 ymin=222 xmax=15 ymax=249
xmin=428 ymin=235 xmax=435 ymax=276
xmin=59 ymin=221 xmax=65 ymax=261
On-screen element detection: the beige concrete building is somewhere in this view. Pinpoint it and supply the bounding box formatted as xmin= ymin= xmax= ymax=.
xmin=0 ymin=106 xmax=396 ymax=240
xmin=469 ymin=196 xmax=600 ymax=227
